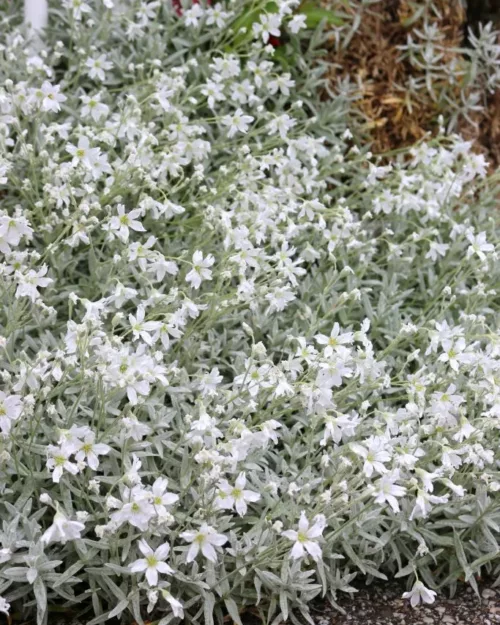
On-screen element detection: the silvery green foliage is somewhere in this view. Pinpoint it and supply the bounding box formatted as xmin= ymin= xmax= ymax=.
xmin=0 ymin=1 xmax=499 ymax=625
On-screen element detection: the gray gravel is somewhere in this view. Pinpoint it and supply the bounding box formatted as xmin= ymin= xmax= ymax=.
xmin=313 ymin=581 xmax=500 ymax=625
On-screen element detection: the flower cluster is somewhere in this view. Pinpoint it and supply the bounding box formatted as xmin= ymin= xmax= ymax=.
xmin=0 ymin=1 xmax=500 ymax=625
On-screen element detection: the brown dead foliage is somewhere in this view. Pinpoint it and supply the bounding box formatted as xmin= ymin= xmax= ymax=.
xmin=325 ymin=0 xmax=500 ymax=166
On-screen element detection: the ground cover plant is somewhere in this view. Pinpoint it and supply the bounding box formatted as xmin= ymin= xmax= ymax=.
xmin=1 ymin=1 xmax=500 ymax=624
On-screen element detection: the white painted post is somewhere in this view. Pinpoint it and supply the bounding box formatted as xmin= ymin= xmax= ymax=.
xmin=24 ymin=0 xmax=48 ymax=32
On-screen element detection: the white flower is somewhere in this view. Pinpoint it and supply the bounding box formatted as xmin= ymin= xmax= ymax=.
xmin=0 ymin=596 xmax=10 ymax=616
xmin=317 ymin=357 xmax=353 ymax=388
xmin=282 ymin=511 xmax=326 ymax=561
xmin=0 ymin=215 xmax=33 ymax=251
xmin=265 ymin=286 xmax=296 ymax=313
xmin=409 ymin=490 xmax=449 ymax=520
xmin=64 ymin=0 xmax=92 ymax=19
xmin=267 ymin=113 xmax=296 ymax=139
xmin=151 ymin=477 xmax=179 ymax=516
xmin=0 ymin=391 xmax=23 ymax=435
xmin=214 ymin=472 xmax=261 ymax=516
xmin=201 ymin=79 xmax=226 ymax=109
xmin=42 ymin=510 xmax=85 ymax=544
xmin=425 ymin=241 xmax=449 ymax=262
xmin=15 ymin=265 xmax=53 ymax=302
xmin=129 ymin=306 xmax=161 ymax=345
xmin=80 ymin=93 xmax=109 ymax=122
xmin=351 ymin=437 xmax=391 ymax=478
xmin=268 ymin=72 xmax=295 ymax=96
xmin=184 ymin=3 xmax=204 ymax=27
xmin=402 ymin=581 xmax=437 ymax=607
xmin=186 ymin=251 xmax=214 ymax=289
xmin=109 ymin=205 xmax=146 ymax=242
xmin=466 ymin=231 xmax=494 ymax=261
xmin=371 ymin=473 xmax=407 ymax=513
xmin=85 ymin=54 xmax=113 ymax=81
xmin=130 ymin=539 xmax=174 ymax=586
xmin=74 ymin=432 xmax=111 ymax=470
xmin=46 ymin=445 xmax=80 ymax=483
xmin=438 ymin=338 xmax=473 ymax=372
xmin=66 ymin=136 xmax=101 ymax=169
xmin=122 ymin=415 xmax=152 ymax=441
xmin=37 ymin=82 xmax=67 ymax=113
xmin=0 ymin=548 xmax=12 ymax=564
xmin=162 ymin=590 xmax=184 ymax=619
xmin=110 ymin=486 xmax=155 ymax=531
xmin=453 ymin=419 xmax=476 ymax=443
xmin=198 ymin=367 xmax=223 ymax=397
xmin=252 ymin=12 xmax=281 ymax=43
xmin=186 ymin=410 xmax=223 ymax=447
xmin=180 ymin=523 xmax=228 ymax=563
xmin=288 ymin=14 xmax=307 ymax=33
xmin=58 ymin=424 xmax=91 ymax=454
xmin=221 ymin=108 xmax=254 ymax=138
xmin=430 ymin=384 xmax=464 ymax=412
xmin=315 ymin=323 xmax=354 ymax=357
xmin=206 ymin=4 xmax=231 ymax=29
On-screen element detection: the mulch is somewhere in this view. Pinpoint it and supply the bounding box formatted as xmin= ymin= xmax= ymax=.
xmin=312 ymin=580 xmax=500 ymax=625
xmin=325 ymin=0 xmax=500 ymax=167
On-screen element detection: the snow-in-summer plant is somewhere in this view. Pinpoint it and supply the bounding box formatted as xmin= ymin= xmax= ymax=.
xmin=0 ymin=1 xmax=500 ymax=624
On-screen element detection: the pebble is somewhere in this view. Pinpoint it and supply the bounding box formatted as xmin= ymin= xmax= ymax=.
xmin=315 ymin=581 xmax=500 ymax=625
xmin=484 ymin=589 xmax=497 ymax=599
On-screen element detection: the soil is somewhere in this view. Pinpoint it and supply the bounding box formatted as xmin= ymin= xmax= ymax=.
xmin=313 ymin=580 xmax=500 ymax=625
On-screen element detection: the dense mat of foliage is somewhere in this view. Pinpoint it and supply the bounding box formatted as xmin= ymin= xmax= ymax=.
xmin=0 ymin=1 xmax=500 ymax=624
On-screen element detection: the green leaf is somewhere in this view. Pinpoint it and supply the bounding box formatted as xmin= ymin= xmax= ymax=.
xmin=108 ymin=598 xmax=129 ymax=619
xmin=454 ymin=531 xmax=472 ymax=580
xmin=131 ymin=591 xmax=144 ymax=625
xmin=204 ymin=591 xmax=215 ymax=625
xmin=254 ymin=575 xmax=262 ymax=605
xmin=279 ymin=591 xmax=288 ymax=622
xmin=33 ymin=578 xmax=47 ymax=625
xmin=298 ymin=2 xmax=344 ymax=28
xmin=224 ymin=597 xmax=243 ymax=625
xmin=272 ymin=46 xmax=292 ymax=70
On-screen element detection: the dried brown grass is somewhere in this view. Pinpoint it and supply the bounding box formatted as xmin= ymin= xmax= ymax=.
xmin=325 ymin=0 xmax=500 ymax=166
